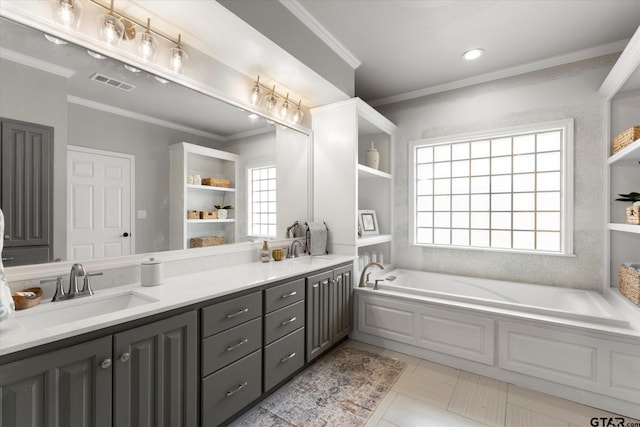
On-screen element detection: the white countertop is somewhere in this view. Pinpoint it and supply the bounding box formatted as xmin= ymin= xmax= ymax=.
xmin=0 ymin=255 xmax=354 ymax=357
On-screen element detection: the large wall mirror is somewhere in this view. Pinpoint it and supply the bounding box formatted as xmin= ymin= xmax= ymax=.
xmin=0 ymin=17 xmax=310 ymax=268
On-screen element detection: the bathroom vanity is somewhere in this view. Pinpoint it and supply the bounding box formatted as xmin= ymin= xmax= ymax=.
xmin=0 ymin=256 xmax=354 ymax=427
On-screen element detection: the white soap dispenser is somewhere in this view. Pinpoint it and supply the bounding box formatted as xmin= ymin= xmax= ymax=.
xmin=141 ymin=257 xmax=163 ymax=287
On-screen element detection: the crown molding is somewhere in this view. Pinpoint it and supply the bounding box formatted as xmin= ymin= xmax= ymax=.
xmin=67 ymin=95 xmax=226 ymax=141
xmin=0 ymin=47 xmax=75 ymax=78
xmin=279 ymin=0 xmax=361 ymax=69
xmin=370 ymin=39 xmax=629 ymax=107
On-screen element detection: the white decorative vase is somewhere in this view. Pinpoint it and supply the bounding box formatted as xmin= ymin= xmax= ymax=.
xmin=366 ymin=141 xmax=379 ymax=170
xmin=217 ymin=209 xmax=228 ymax=219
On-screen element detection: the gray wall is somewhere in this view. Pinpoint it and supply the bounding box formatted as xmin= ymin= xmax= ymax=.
xmin=378 ymin=55 xmax=616 ymax=290
xmin=0 ymin=58 xmax=68 ymax=259
xmin=68 ymin=104 xmax=223 ymax=254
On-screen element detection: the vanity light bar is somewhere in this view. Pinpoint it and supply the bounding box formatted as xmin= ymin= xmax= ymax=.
xmin=90 ymin=72 xmax=136 ymax=92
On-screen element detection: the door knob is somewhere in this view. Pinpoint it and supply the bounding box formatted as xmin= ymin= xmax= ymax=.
xmin=122 ymin=232 xmax=129 ymax=237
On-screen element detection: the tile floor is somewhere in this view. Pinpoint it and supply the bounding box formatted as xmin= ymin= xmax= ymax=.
xmin=336 ymin=340 xmax=639 ymax=427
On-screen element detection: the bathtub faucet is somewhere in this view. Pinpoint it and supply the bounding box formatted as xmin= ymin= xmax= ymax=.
xmin=359 ymin=262 xmax=384 ymax=288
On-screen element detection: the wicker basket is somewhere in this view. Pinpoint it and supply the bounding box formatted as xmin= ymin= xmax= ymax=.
xmin=200 ymin=211 xmax=218 ymax=220
xmin=202 ymin=177 xmax=231 ymax=188
xmin=619 ymin=264 xmax=640 ymax=306
xmin=189 ymin=236 xmax=225 ymax=248
xmin=626 ymin=205 xmax=640 ymax=225
xmin=12 ymin=287 xmax=43 ymax=310
xmin=187 ymin=210 xmax=200 ymax=219
xmin=613 ymin=126 xmax=640 ymax=154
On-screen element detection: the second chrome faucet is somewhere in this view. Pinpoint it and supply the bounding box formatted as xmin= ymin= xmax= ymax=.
xmin=45 ymin=263 xmax=103 ymax=302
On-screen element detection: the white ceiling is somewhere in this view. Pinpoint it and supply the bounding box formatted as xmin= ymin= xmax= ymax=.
xmin=291 ymin=0 xmax=640 ymax=104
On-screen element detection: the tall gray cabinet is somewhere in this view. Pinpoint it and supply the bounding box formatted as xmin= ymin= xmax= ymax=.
xmin=0 ymin=118 xmax=53 ymax=266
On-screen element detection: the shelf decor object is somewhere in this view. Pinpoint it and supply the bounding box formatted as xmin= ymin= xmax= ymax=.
xmin=358 ymin=210 xmax=379 ymax=236
xmin=366 ymin=141 xmax=380 ymax=170
xmin=626 ymin=205 xmax=640 ymax=225
xmin=613 ymin=125 xmax=640 ymax=154
xmin=619 ymin=263 xmax=640 ymax=306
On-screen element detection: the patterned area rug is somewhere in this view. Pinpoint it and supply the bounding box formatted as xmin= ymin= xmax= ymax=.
xmin=230 ymin=344 xmax=406 ymax=427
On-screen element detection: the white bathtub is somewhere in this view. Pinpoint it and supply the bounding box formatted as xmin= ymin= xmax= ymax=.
xmin=352 ymin=268 xmax=640 ymax=418
xmin=367 ymin=268 xmax=629 ymax=327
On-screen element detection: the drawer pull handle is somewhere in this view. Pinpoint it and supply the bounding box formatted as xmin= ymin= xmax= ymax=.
xmin=281 ymin=291 xmax=297 ymax=299
xmin=281 ymin=316 xmax=297 ymax=326
xmin=120 ymin=352 xmax=130 ymax=362
xmin=226 ymin=338 xmax=248 ymax=352
xmin=101 ymin=359 xmax=112 ymax=369
xmin=226 ymin=381 xmax=248 ymax=397
xmin=1 ymin=256 xmax=14 ymax=262
xmin=280 ymin=352 xmax=296 ymax=363
xmin=227 ymin=308 xmax=249 ymax=319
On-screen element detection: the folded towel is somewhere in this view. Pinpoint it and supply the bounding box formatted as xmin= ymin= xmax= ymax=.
xmin=306 ymin=222 xmax=328 ymax=256
xmin=0 ymin=209 xmax=14 ymax=321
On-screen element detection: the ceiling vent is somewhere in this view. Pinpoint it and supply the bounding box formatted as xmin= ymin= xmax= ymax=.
xmin=90 ymin=73 xmax=136 ymax=92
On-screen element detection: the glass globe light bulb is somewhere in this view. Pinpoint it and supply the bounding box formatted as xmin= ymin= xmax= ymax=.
xmin=97 ymin=14 xmax=124 ymax=46
xmin=291 ymin=104 xmax=304 ymax=125
xmin=279 ymin=96 xmax=290 ymax=120
xmin=250 ymin=78 xmax=261 ymax=106
xmin=169 ymin=34 xmax=188 ymax=74
xmin=54 ymin=0 xmax=82 ymax=29
xmin=264 ymin=86 xmax=277 ymax=113
xmin=138 ymin=32 xmax=157 ymax=61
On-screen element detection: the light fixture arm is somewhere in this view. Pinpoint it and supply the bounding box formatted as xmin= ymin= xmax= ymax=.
xmin=89 ymin=0 xmax=180 ymax=45
xmin=254 ymin=76 xmax=305 ymax=112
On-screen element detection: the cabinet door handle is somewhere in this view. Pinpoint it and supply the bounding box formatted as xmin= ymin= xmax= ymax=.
xmin=280 ymin=316 xmax=297 ymax=326
xmin=226 ymin=381 xmax=247 ymax=397
xmin=280 ymin=352 xmax=296 ymax=363
xmin=226 ymin=338 xmax=248 ymax=352
xmin=281 ymin=291 xmax=297 ymax=299
xmin=120 ymin=352 xmax=130 ymax=362
xmin=227 ymin=308 xmax=249 ymax=319
xmin=313 ymin=284 xmax=318 ymax=288
xmin=101 ymin=359 xmax=112 ymax=369
xmin=1 ymin=257 xmax=14 ymax=262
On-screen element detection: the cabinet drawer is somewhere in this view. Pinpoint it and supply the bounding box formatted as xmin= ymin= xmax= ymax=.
xmin=264 ymin=300 xmax=305 ymax=345
xmin=202 ymin=317 xmax=262 ymax=377
xmin=264 ymin=278 xmax=305 ymax=313
xmin=1 ymin=246 xmax=50 ymax=267
xmin=201 ymin=350 xmax=262 ymax=427
xmin=201 ymin=291 xmax=262 ymax=337
xmin=264 ymin=328 xmax=305 ymax=392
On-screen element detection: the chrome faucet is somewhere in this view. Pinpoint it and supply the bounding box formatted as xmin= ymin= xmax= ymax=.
xmin=69 ymin=263 xmax=87 ymax=295
xmin=45 ymin=263 xmax=101 ymax=302
xmin=287 ymin=240 xmax=304 ymax=258
xmin=358 ymin=262 xmax=384 ymax=288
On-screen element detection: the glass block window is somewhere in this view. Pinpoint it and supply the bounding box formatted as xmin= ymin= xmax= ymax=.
xmin=411 ymin=120 xmax=573 ymax=254
xmin=248 ymin=166 xmax=276 ymax=237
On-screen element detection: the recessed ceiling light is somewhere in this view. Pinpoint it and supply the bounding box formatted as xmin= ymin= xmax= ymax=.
xmin=124 ymin=64 xmax=141 ymax=73
xmin=87 ymin=50 xmax=106 ymax=59
xmin=248 ymin=113 xmax=259 ymax=120
xmin=154 ymin=76 xmax=169 ymax=84
xmin=44 ymin=34 xmax=67 ymax=45
xmin=462 ymin=48 xmax=485 ymax=61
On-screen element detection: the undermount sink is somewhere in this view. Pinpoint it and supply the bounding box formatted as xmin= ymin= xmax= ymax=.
xmin=14 ymin=291 xmax=158 ymax=331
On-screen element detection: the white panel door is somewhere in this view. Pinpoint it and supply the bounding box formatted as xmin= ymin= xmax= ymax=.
xmin=67 ymin=147 xmax=134 ymax=260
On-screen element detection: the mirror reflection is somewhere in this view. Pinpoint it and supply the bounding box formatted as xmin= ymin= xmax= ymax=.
xmin=0 ymin=17 xmax=309 ymax=267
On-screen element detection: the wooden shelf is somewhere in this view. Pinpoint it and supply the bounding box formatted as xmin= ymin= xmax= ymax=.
xmin=357 ymin=164 xmax=392 ymax=180
xmin=186 ymin=184 xmax=235 ymax=192
xmin=356 ymin=234 xmax=392 ymax=247
xmin=608 ymin=139 xmax=640 ymax=164
xmin=187 ymin=219 xmax=235 ymax=224
xmin=608 ymin=222 xmax=640 ymax=234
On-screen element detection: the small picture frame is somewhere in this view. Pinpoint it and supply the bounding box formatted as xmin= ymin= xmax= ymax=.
xmin=358 ymin=210 xmax=379 ymax=236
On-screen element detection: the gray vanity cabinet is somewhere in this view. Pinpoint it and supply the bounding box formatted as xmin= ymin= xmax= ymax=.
xmin=0 ymin=118 xmax=53 ymax=266
xmin=306 ymin=263 xmax=354 ymax=362
xmin=0 ymin=336 xmax=113 ymax=427
xmin=263 ymin=278 xmax=305 ymax=391
xmin=113 ymin=310 xmax=198 ymax=427
xmin=0 ymin=311 xmax=197 ymax=427
xmin=201 ymin=291 xmax=263 ymax=427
